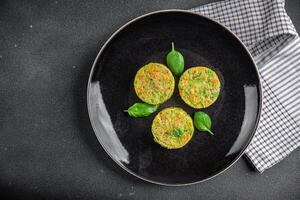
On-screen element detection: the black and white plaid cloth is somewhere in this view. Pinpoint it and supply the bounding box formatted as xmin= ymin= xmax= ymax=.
xmin=191 ymin=0 xmax=299 ymax=172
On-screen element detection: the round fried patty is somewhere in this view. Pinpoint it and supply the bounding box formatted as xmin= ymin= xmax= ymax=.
xmin=179 ymin=66 xmax=220 ymax=108
xmin=151 ymin=107 xmax=194 ymax=149
xmin=134 ymin=63 xmax=175 ymax=105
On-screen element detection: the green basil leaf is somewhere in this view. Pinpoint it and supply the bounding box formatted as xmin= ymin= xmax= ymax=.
xmin=166 ymin=42 xmax=185 ymax=76
xmin=124 ymin=103 xmax=159 ymax=118
xmin=194 ymin=111 xmax=214 ymax=135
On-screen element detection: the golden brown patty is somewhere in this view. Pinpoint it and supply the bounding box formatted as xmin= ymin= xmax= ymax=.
xmin=151 ymin=107 xmax=194 ymax=149
xmin=178 ymin=66 xmax=221 ymax=109
xmin=134 ymin=63 xmax=175 ymax=105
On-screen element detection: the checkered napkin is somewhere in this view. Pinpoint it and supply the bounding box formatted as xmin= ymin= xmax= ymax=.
xmin=191 ymin=0 xmax=300 ymax=172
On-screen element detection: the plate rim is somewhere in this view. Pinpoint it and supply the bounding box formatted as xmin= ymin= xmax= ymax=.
xmin=87 ymin=9 xmax=263 ymax=186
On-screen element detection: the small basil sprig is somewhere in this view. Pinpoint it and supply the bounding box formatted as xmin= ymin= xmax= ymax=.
xmin=166 ymin=42 xmax=185 ymax=76
xmin=194 ymin=111 xmax=214 ymax=135
xmin=124 ymin=103 xmax=159 ymax=118
xmin=171 ymin=128 xmax=183 ymax=138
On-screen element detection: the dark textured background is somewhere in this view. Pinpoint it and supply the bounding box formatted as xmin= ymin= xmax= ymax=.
xmin=0 ymin=0 xmax=299 ymax=199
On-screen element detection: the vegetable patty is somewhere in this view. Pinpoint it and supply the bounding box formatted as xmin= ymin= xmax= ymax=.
xmin=151 ymin=107 xmax=194 ymax=149
xmin=179 ymin=66 xmax=220 ymax=109
xmin=134 ymin=63 xmax=175 ymax=105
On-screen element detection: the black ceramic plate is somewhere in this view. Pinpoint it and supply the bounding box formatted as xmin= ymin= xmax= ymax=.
xmin=87 ymin=10 xmax=262 ymax=186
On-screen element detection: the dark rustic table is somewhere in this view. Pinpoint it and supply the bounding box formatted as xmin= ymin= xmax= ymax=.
xmin=0 ymin=0 xmax=299 ymax=199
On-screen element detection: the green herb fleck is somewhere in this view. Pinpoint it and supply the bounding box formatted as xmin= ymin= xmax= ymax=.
xmin=205 ymin=69 xmax=212 ymax=75
xmin=212 ymin=92 xmax=219 ymax=99
xmin=172 ymin=128 xmax=184 ymax=138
